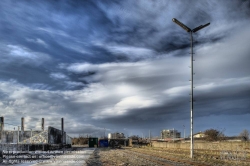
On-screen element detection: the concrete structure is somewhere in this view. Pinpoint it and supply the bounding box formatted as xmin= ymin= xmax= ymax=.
xmin=48 ymin=126 xmax=71 ymax=145
xmin=108 ymin=132 xmax=125 ymax=139
xmin=1 ymin=127 xmax=71 ymax=145
xmin=161 ymin=129 xmax=181 ymax=139
xmin=1 ymin=130 xmax=42 ymax=143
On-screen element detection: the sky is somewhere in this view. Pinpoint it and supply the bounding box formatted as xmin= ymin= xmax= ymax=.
xmin=0 ymin=0 xmax=249 ymax=138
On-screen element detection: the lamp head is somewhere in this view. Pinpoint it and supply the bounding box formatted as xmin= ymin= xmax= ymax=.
xmin=172 ymin=18 xmax=191 ymax=32
xmin=192 ymin=23 xmax=210 ymax=33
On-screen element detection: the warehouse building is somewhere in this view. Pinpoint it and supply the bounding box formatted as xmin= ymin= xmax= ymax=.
xmin=161 ymin=129 xmax=181 ymax=139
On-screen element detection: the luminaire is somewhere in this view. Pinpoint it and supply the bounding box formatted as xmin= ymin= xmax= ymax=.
xmin=172 ymin=18 xmax=191 ymax=32
xmin=192 ymin=23 xmax=210 ymax=33
xmin=172 ymin=18 xmax=210 ymax=33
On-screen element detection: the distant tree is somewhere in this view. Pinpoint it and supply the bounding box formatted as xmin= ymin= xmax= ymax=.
xmin=72 ymin=137 xmax=79 ymax=145
xmin=204 ymin=128 xmax=225 ymax=141
xmin=239 ymin=129 xmax=249 ymax=141
xmin=72 ymin=137 xmax=88 ymax=145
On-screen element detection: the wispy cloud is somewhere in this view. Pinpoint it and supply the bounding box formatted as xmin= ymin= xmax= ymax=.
xmin=4 ymin=44 xmax=51 ymax=65
xmin=26 ymin=38 xmax=48 ymax=47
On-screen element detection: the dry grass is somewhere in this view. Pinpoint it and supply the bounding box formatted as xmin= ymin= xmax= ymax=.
xmin=86 ymin=146 xmax=250 ymax=166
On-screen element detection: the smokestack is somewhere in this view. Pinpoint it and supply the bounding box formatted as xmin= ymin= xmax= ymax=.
xmin=61 ymin=118 xmax=64 ymax=144
xmin=41 ymin=118 xmax=44 ymax=131
xmin=0 ymin=117 xmax=4 ymax=131
xmin=21 ymin=117 xmax=24 ymax=131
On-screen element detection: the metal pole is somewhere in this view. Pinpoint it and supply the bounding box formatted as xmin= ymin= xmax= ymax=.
xmin=172 ymin=18 xmax=209 ymax=159
xmin=184 ymin=125 xmax=186 ymax=139
xmin=190 ymin=31 xmax=194 ymax=159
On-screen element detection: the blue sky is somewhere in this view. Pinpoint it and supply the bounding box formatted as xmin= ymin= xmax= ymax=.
xmin=0 ymin=0 xmax=249 ymax=137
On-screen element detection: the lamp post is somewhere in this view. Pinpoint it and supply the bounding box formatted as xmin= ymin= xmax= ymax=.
xmin=172 ymin=18 xmax=210 ymax=159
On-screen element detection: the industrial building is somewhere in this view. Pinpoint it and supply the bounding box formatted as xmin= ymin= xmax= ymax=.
xmin=161 ymin=129 xmax=181 ymax=139
xmin=0 ymin=117 xmax=72 ymax=150
xmin=108 ymin=132 xmax=125 ymax=139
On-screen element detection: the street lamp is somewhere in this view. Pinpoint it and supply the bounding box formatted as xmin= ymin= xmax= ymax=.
xmin=172 ymin=18 xmax=210 ymax=159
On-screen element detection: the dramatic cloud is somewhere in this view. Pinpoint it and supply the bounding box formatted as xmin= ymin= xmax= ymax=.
xmin=0 ymin=0 xmax=249 ymax=137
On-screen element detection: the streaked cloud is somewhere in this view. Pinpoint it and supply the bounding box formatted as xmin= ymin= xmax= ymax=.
xmin=50 ymin=73 xmax=68 ymax=80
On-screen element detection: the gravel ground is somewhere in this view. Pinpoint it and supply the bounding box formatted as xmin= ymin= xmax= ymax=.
xmin=86 ymin=148 xmax=196 ymax=166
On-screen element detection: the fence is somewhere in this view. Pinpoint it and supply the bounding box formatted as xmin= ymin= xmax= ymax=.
xmin=151 ymin=141 xmax=250 ymax=151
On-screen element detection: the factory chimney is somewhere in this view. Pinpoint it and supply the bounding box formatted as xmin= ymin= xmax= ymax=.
xmin=41 ymin=118 xmax=45 ymax=131
xmin=21 ymin=117 xmax=24 ymax=131
xmin=0 ymin=117 xmax=4 ymax=131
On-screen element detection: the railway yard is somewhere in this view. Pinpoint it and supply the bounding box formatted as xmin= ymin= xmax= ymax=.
xmin=86 ymin=147 xmax=250 ymax=166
